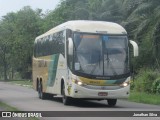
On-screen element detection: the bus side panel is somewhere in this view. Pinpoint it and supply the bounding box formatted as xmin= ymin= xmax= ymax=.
xmin=32 ymin=56 xmax=37 ymax=90
xmin=32 ymin=53 xmax=68 ymax=95
xmin=32 ymin=55 xmax=52 ymax=92
xmin=46 ymin=54 xmax=67 ymax=95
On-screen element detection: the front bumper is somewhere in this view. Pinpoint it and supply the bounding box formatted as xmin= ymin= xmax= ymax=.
xmin=68 ymin=84 xmax=130 ymax=99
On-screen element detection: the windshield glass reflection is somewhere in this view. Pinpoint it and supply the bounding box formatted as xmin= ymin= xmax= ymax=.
xmin=73 ymin=33 xmax=129 ymax=77
xmin=103 ymin=36 xmax=129 ymax=76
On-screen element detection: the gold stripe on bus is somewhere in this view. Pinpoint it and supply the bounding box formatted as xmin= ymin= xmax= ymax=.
xmin=79 ymin=77 xmax=117 ymax=86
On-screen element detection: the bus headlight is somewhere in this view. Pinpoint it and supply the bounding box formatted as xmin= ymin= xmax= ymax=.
xmin=72 ymin=79 xmax=83 ymax=86
xmin=121 ymin=81 xmax=129 ymax=87
xmin=77 ymin=81 xmax=83 ymax=86
xmin=123 ymin=82 xmax=128 ymax=87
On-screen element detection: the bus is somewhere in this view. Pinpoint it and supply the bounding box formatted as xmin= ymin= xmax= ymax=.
xmin=32 ymin=20 xmax=138 ymax=106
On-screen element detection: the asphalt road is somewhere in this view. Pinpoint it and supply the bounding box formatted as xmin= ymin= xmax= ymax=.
xmin=0 ymin=82 xmax=160 ymax=120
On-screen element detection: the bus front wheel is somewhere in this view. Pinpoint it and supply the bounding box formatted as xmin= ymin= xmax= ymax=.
xmin=62 ymin=83 xmax=70 ymax=105
xmin=107 ymin=99 xmax=117 ymax=107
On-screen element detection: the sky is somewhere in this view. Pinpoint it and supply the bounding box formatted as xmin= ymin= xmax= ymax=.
xmin=0 ymin=0 xmax=60 ymax=18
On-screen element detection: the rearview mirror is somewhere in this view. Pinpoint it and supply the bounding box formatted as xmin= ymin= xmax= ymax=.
xmin=68 ymin=38 xmax=73 ymax=56
xmin=129 ymin=40 xmax=139 ymax=57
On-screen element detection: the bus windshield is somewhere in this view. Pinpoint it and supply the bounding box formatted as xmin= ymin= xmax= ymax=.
xmin=73 ymin=33 xmax=129 ymax=77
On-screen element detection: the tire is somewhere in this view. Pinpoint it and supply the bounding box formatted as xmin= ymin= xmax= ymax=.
xmin=107 ymin=99 xmax=117 ymax=107
xmin=62 ymin=83 xmax=70 ymax=105
xmin=38 ymin=81 xmax=50 ymax=100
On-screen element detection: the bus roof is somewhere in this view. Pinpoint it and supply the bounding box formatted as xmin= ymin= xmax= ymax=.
xmin=36 ymin=20 xmax=127 ymax=40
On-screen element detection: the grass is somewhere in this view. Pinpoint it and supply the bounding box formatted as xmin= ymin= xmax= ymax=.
xmin=8 ymin=80 xmax=32 ymax=88
xmin=0 ymin=101 xmax=19 ymax=111
xmin=129 ymin=91 xmax=160 ymax=105
xmin=129 ymin=68 xmax=160 ymax=105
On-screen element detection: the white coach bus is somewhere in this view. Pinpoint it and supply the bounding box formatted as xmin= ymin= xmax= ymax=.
xmin=32 ymin=20 xmax=138 ymax=106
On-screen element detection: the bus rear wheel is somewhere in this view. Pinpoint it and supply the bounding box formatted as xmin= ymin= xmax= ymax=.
xmin=107 ymin=99 xmax=117 ymax=107
xmin=38 ymin=81 xmax=51 ymax=100
xmin=62 ymin=83 xmax=70 ymax=105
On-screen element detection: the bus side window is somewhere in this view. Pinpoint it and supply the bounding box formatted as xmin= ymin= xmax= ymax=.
xmin=55 ymin=31 xmax=65 ymax=57
xmin=37 ymin=40 xmax=41 ymax=57
xmin=59 ymin=31 xmax=65 ymax=57
xmin=66 ymin=29 xmax=73 ymax=70
xmin=51 ymin=33 xmax=56 ymax=55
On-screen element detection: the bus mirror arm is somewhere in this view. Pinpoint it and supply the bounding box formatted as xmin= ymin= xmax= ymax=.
xmin=68 ymin=38 xmax=73 ymax=56
xmin=129 ymin=40 xmax=139 ymax=57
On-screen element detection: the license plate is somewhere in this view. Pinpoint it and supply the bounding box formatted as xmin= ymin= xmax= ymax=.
xmin=98 ymin=92 xmax=108 ymax=96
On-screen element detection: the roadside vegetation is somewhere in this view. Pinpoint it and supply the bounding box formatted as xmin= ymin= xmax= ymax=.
xmin=129 ymin=69 xmax=160 ymax=105
xmin=0 ymin=101 xmax=18 ymax=111
xmin=129 ymin=92 xmax=160 ymax=105
xmin=9 ymin=79 xmax=32 ymax=88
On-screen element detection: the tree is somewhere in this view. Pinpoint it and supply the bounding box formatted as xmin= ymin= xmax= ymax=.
xmin=13 ymin=6 xmax=42 ymax=79
xmin=0 ymin=12 xmax=17 ymax=80
xmin=0 ymin=6 xmax=42 ymax=80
